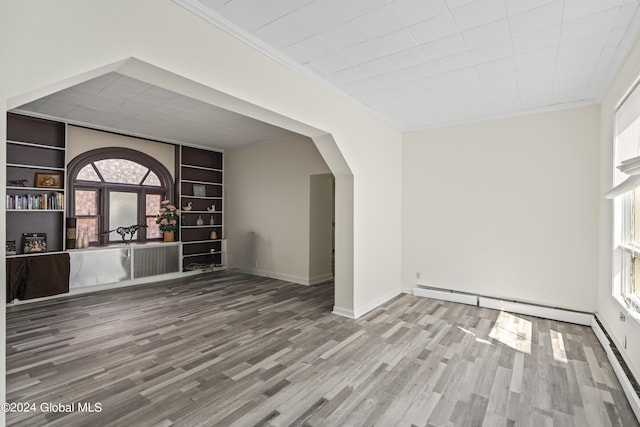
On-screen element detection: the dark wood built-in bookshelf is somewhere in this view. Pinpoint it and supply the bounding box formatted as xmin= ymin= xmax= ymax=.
xmin=5 ymin=112 xmax=70 ymax=302
xmin=179 ymin=146 xmax=224 ymax=271
xmin=6 ymin=113 xmax=66 ymax=255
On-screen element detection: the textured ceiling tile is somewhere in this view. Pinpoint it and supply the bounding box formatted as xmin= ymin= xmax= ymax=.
xmin=284 ymin=37 xmax=331 ymax=64
xmin=516 ymin=68 xmax=555 ymax=89
xmin=554 ymin=54 xmax=600 ymax=80
xmin=357 ymin=57 xmax=398 ymax=77
xmin=338 ymin=78 xmax=380 ymax=96
xmin=606 ymin=27 xmax=627 ymax=47
xmin=327 ymin=67 xmax=368 ymax=86
xmin=253 ymin=16 xmax=314 ymax=49
xmin=511 ymin=26 xmax=561 ymax=54
xmin=514 ymin=46 xmax=558 ymax=72
xmin=391 ymin=0 xmax=448 ymax=27
xmin=422 ymin=52 xmax=474 ymax=77
xmin=342 ymin=41 xmax=380 ymax=66
xmin=316 ymin=23 xmax=368 ymax=51
xmin=508 ymin=1 xmax=563 ymax=38
xmin=30 ymin=100 xmax=78 ymax=117
xmin=557 ymin=32 xmax=607 ymax=58
xmin=324 ymin=0 xmax=389 ymax=23
xmin=468 ymin=40 xmax=514 ymax=65
xmin=288 ymin=1 xmax=346 ymax=35
xmin=451 ymin=0 xmax=507 ymax=31
xmin=354 ymin=6 xmax=405 ymax=39
xmin=385 ymin=46 xmax=430 ymax=70
xmin=371 ymin=29 xmax=418 ymax=56
xmin=475 ymin=57 xmax=516 ymax=77
xmin=561 ymin=8 xmax=620 ymax=41
xmin=461 ymin=19 xmax=511 ymax=50
xmin=613 ymin=2 xmax=640 ymax=28
xmin=419 ymin=68 xmax=480 ymax=90
xmin=504 ymin=0 xmax=557 ymax=16
xmin=408 ymin=13 xmax=459 ymax=44
xmin=445 ymin=0 xmax=477 ymax=10
xmin=563 ymin=0 xmax=623 ymax=21
xmin=421 ymin=33 xmax=468 ymax=61
xmin=480 ymin=71 xmax=518 ymax=90
xmin=214 ymin=0 xmax=287 ymax=31
xmin=273 ymin=0 xmax=314 ymax=13
xmin=311 ymin=53 xmax=353 ymax=74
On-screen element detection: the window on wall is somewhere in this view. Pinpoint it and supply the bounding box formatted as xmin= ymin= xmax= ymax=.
xmin=68 ymin=147 xmax=174 ymax=245
xmin=610 ymin=77 xmax=640 ymax=314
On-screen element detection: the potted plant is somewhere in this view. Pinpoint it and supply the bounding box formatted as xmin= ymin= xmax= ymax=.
xmin=156 ymin=200 xmax=180 ymax=242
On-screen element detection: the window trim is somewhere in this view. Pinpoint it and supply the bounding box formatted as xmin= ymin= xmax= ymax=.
xmin=68 ymin=147 xmax=174 ymax=245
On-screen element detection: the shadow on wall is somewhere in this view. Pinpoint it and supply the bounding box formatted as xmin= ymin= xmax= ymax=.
xmin=242 ymin=230 xmax=272 ymax=272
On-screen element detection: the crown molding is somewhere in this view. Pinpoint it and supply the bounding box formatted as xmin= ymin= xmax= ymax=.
xmin=402 ymin=99 xmax=600 ymax=133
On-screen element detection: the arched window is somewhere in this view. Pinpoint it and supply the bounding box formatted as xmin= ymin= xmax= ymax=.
xmin=68 ymin=147 xmax=174 ymax=245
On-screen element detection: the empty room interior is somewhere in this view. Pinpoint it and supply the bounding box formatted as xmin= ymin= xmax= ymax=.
xmin=2 ymin=0 xmax=640 ymax=425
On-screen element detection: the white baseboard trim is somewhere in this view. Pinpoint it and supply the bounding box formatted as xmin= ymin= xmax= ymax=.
xmin=478 ymin=297 xmax=593 ymax=326
xmin=591 ymin=317 xmax=640 ymax=421
xmin=232 ymin=267 xmax=310 ymax=285
xmin=332 ymin=306 xmax=355 ymax=319
xmin=354 ymin=288 xmax=403 ymax=319
xmin=413 ymin=284 xmax=592 ymax=326
xmin=309 ymin=273 xmax=334 ymax=285
xmin=414 ymin=286 xmax=478 ymax=306
xmin=402 ymin=287 xmax=414 ymax=295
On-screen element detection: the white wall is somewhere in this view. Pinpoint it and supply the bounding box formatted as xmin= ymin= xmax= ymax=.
xmin=598 ymin=38 xmax=640 ymax=383
xmin=403 ymin=106 xmax=601 ymax=312
xmin=67 ymin=126 xmax=175 ymax=178
xmin=224 ymin=137 xmax=331 ymax=284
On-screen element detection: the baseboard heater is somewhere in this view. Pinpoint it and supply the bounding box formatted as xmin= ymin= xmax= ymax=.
xmin=413 ymin=284 xmax=593 ymax=326
xmin=592 ymin=316 xmax=640 ymax=420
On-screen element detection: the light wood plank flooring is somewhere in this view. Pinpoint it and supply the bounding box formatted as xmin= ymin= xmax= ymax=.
xmin=6 ymin=272 xmax=639 ymax=426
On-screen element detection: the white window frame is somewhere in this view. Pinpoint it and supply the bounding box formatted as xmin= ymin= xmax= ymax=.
xmin=612 ymin=76 xmax=640 ymax=321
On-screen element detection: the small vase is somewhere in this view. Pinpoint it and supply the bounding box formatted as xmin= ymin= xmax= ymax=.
xmin=77 ymin=231 xmax=85 ymax=249
xmin=164 ymin=230 xmax=175 ymax=242
xmin=196 ymin=216 xmax=204 ymax=226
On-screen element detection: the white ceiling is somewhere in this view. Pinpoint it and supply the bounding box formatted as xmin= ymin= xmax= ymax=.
xmin=14 ymin=72 xmax=301 ymax=150
xmin=14 ymin=0 xmax=640 ymax=148
xmin=179 ymin=0 xmax=640 ymax=130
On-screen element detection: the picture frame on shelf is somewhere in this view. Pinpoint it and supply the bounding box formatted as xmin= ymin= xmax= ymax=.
xmin=22 ymin=233 xmax=47 ymax=253
xmin=34 ymin=172 xmax=63 ymax=189
xmin=192 ymin=184 xmax=206 ymax=197
xmin=6 ymin=240 xmax=16 ymax=255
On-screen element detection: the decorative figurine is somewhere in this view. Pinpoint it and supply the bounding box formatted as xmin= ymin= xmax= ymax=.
xmin=9 ymin=179 xmax=28 ymax=187
xmin=183 ymin=201 xmax=193 ymax=211
xmin=196 ymin=216 xmax=204 ymax=226
xmin=101 ymin=223 xmax=147 ymax=244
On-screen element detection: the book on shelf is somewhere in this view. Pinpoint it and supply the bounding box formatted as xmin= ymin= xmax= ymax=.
xmin=6 ymin=192 xmax=64 ymax=210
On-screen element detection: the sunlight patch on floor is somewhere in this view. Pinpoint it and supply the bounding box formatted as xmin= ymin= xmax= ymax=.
xmin=489 ymin=311 xmax=532 ymax=354
xmin=457 ymin=325 xmax=494 ymax=346
xmin=550 ymin=329 xmax=568 ymax=363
